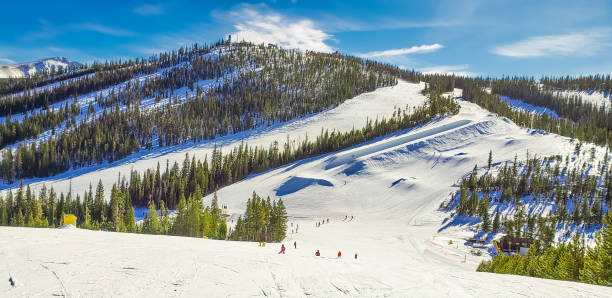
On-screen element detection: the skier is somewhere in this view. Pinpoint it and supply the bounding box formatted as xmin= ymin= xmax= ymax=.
xmin=278 ymin=244 xmax=286 ymax=254
xmin=8 ymin=276 xmax=14 ymax=287
xmin=337 ymin=251 xmax=342 ymax=258
xmin=294 ymin=241 xmax=297 ymax=249
xmin=354 ymin=253 xmax=358 ymax=260
xmin=315 ymin=250 xmax=320 ymax=256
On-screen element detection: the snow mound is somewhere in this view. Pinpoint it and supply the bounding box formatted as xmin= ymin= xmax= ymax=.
xmin=57 ymin=224 xmax=76 ymax=229
xmin=275 ymin=176 xmax=334 ymax=196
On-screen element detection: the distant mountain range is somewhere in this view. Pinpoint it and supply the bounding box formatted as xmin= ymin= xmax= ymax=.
xmin=0 ymin=57 xmax=82 ymax=78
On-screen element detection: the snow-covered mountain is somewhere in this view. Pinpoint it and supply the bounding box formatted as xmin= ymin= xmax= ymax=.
xmin=0 ymin=43 xmax=611 ymax=296
xmin=0 ymin=57 xmax=82 ymax=78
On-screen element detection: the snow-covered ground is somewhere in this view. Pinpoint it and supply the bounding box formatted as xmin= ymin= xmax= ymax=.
xmin=2 ymin=81 xmax=611 ymax=296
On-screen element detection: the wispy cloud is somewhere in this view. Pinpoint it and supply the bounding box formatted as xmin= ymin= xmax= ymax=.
xmin=420 ymin=64 xmax=476 ymax=77
xmin=326 ymin=19 xmax=461 ymax=33
xmin=358 ymin=44 xmax=443 ymax=58
xmin=77 ymin=23 xmax=135 ymax=37
xmin=226 ymin=4 xmax=333 ymax=53
xmin=133 ymin=4 xmax=165 ymax=16
xmin=492 ymin=29 xmax=612 ymax=58
xmin=0 ymin=58 xmax=16 ymax=64
xmin=21 ymin=20 xmax=135 ymax=41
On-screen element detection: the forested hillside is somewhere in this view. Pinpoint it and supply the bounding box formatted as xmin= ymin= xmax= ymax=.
xmin=0 ymin=40 xmax=396 ymax=182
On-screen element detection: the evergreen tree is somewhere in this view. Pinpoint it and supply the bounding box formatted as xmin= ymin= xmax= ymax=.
xmin=94 ymin=179 xmax=105 ymax=224
xmin=482 ymin=209 xmax=491 ymax=232
xmin=580 ymin=211 xmax=612 ymax=286
xmin=556 ymin=233 xmax=585 ymax=281
xmin=572 ymin=199 xmax=582 ymax=223
xmin=144 ymin=200 xmax=161 ymax=234
xmin=492 ymin=210 xmax=501 ymax=233
xmin=124 ymin=195 xmax=136 ymax=233
xmin=109 ymin=187 xmax=126 ymax=232
xmin=581 ymin=197 xmax=591 ymax=226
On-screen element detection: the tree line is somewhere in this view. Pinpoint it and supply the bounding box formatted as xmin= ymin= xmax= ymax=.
xmin=491 ymin=77 xmax=611 ymax=133
xmin=0 ymin=178 xmax=286 ymax=243
xmin=540 ymin=74 xmax=612 ymax=94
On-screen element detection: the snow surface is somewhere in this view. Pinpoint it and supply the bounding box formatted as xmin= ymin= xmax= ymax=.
xmin=2 ymin=81 xmax=611 ymax=296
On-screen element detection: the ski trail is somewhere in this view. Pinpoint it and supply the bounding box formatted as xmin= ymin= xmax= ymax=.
xmin=40 ymin=264 xmax=68 ymax=297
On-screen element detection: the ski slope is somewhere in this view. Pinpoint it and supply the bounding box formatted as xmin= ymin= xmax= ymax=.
xmin=2 ymin=83 xmax=611 ymax=296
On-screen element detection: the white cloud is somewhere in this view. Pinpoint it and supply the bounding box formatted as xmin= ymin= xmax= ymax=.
xmin=492 ymin=30 xmax=612 ymax=57
xmin=359 ymin=44 xmax=443 ymax=58
xmin=420 ymin=64 xmax=476 ymax=77
xmin=0 ymin=58 xmax=16 ymax=64
xmin=227 ymin=5 xmax=333 ymax=53
xmin=133 ymin=4 xmax=165 ymax=16
xmin=78 ymin=23 xmax=135 ymax=37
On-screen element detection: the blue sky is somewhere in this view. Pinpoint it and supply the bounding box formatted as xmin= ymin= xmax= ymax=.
xmin=1 ymin=0 xmax=611 ymax=77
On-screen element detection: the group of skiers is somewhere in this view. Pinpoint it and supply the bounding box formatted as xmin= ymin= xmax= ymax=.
xmin=278 ymin=216 xmax=358 ymax=259
xmin=315 ymin=215 xmax=355 ymax=228
xmin=278 ymin=244 xmax=357 ymax=260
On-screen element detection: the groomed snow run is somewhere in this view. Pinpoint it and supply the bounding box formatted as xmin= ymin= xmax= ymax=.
xmin=1 ymin=82 xmax=611 ymax=297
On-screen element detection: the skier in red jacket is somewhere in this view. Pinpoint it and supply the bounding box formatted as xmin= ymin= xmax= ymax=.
xmin=278 ymin=244 xmax=286 ymax=254
xmin=315 ymin=249 xmax=320 ymax=256
xmin=337 ymin=251 xmax=342 ymax=258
